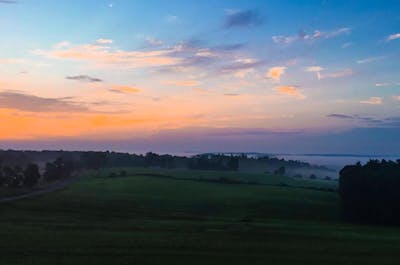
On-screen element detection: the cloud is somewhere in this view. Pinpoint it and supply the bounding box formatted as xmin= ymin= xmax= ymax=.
xmin=0 ymin=0 xmax=17 ymax=3
xmin=205 ymin=128 xmax=301 ymax=137
xmin=275 ymin=86 xmax=305 ymax=99
xmin=223 ymin=93 xmax=241 ymax=97
xmin=35 ymin=42 xmax=181 ymax=68
xmin=328 ymin=114 xmax=382 ymax=124
xmin=341 ymin=42 xmax=352 ymax=48
xmin=327 ymin=113 xmax=353 ymax=119
xmin=54 ymin=41 xmax=70 ymax=49
xmin=305 ymin=67 xmax=352 ymax=80
xmin=163 ymin=80 xmax=200 ymax=87
xmin=267 ymin=66 xmax=286 ymax=81
xmin=393 ymin=95 xmax=400 ymax=101
xmin=220 ymin=58 xmax=263 ymax=74
xmin=387 ymin=33 xmax=400 ymax=41
xmin=66 ymin=75 xmax=103 ymax=82
xmin=36 ymin=39 xmax=259 ymax=78
xmin=224 ymin=9 xmax=263 ymax=28
xmin=96 ymin=38 xmax=113 ymax=44
xmin=306 ymin=66 xmax=323 ymax=80
xmin=374 ymin=83 xmax=400 ymax=87
xmin=191 ymin=87 xmax=208 ymax=93
xmin=234 ymin=68 xmax=253 ymax=78
xmin=272 ymin=27 xmax=350 ymax=45
xmin=0 ymin=91 xmax=88 ymax=112
xmin=375 ymin=83 xmax=391 ymax=87
xmin=360 ymin=97 xmax=383 ymax=105
xmin=143 ymin=37 xmax=164 ymax=47
xmin=356 ymin=56 xmax=385 ymax=64
xmin=0 ymin=58 xmax=24 ymax=64
xmin=165 ymin=15 xmax=179 ymax=23
xmin=327 ymin=113 xmax=400 ymax=128
xmin=306 ymin=66 xmax=323 ymax=72
xmin=320 ymin=68 xmax=353 ymax=79
xmin=109 ymin=85 xmax=140 ymax=94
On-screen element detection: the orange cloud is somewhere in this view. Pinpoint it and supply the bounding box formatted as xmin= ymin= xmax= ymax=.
xmin=267 ymin=66 xmax=286 ymax=81
xmin=275 ymin=86 xmax=305 ymax=99
xmin=109 ymin=85 xmax=141 ymax=94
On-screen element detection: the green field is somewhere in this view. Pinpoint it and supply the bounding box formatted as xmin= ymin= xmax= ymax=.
xmin=0 ymin=168 xmax=399 ymax=265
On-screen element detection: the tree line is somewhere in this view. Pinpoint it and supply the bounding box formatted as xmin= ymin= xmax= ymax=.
xmin=339 ymin=159 xmax=400 ymax=225
xmin=0 ymin=157 xmax=75 ymax=189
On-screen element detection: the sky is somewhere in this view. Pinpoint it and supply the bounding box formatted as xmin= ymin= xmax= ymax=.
xmin=0 ymin=0 xmax=399 ymax=154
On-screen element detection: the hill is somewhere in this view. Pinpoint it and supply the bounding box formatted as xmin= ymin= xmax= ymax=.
xmin=0 ymin=168 xmax=399 ymax=265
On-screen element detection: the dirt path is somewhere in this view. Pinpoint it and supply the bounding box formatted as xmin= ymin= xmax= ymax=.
xmin=0 ymin=172 xmax=85 ymax=203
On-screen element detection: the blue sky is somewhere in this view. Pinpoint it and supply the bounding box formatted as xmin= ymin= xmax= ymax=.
xmin=0 ymin=0 xmax=399 ymax=154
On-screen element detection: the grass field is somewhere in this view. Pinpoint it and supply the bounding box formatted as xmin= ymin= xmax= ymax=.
xmin=0 ymin=168 xmax=399 ymax=265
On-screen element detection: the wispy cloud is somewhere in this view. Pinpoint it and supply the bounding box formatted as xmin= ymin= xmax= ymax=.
xmin=109 ymin=85 xmax=141 ymax=94
xmin=54 ymin=41 xmax=71 ymax=49
xmin=356 ymin=56 xmax=385 ymax=64
xmin=223 ymin=93 xmax=241 ymax=97
xmin=0 ymin=58 xmax=24 ymax=64
xmin=327 ymin=113 xmax=353 ymax=119
xmin=224 ymin=9 xmax=263 ymax=28
xmin=360 ymin=97 xmax=383 ymax=105
xmin=320 ymin=68 xmax=353 ymax=79
xmin=267 ymin=66 xmax=286 ymax=81
xmin=275 ymin=86 xmax=305 ymax=99
xmin=387 ymin=33 xmax=400 ymax=41
xmin=375 ymin=83 xmax=394 ymax=87
xmin=219 ymin=58 xmax=263 ymax=77
xmin=341 ymin=42 xmax=353 ymax=48
xmin=96 ymin=38 xmax=113 ymax=44
xmin=305 ymin=66 xmax=323 ymax=80
xmin=66 ymin=75 xmax=103 ymax=82
xmin=272 ymin=27 xmax=350 ymax=45
xmin=0 ymin=91 xmax=88 ymax=112
xmin=35 ymin=42 xmax=181 ymax=68
xmin=163 ymin=80 xmax=200 ymax=87
xmin=165 ymin=15 xmax=179 ymax=23
xmin=328 ymin=113 xmax=400 ymax=128
xmin=0 ymin=0 xmax=17 ymax=3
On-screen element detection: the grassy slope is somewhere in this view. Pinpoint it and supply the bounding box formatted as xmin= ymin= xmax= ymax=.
xmin=0 ymin=168 xmax=399 ymax=265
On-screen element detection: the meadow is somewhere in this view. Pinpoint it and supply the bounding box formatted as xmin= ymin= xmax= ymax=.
xmin=0 ymin=168 xmax=399 ymax=265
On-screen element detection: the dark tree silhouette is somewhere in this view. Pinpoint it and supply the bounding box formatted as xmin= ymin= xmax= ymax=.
xmin=23 ymin=163 xmax=41 ymax=187
xmin=274 ymin=166 xmax=286 ymax=176
xmin=81 ymin=152 xmax=108 ymax=169
xmin=339 ymin=159 xmax=400 ymax=225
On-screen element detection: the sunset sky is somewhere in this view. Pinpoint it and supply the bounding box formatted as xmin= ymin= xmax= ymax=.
xmin=0 ymin=0 xmax=400 ymax=154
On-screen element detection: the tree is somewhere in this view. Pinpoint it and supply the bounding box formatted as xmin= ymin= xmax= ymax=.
xmin=23 ymin=163 xmax=41 ymax=188
xmin=43 ymin=158 xmax=75 ymax=182
xmin=81 ymin=152 xmax=108 ymax=169
xmin=274 ymin=166 xmax=286 ymax=176
xmin=0 ymin=166 xmax=4 ymax=187
xmin=2 ymin=166 xmax=15 ymax=187
xmin=339 ymin=160 xmax=400 ymax=225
